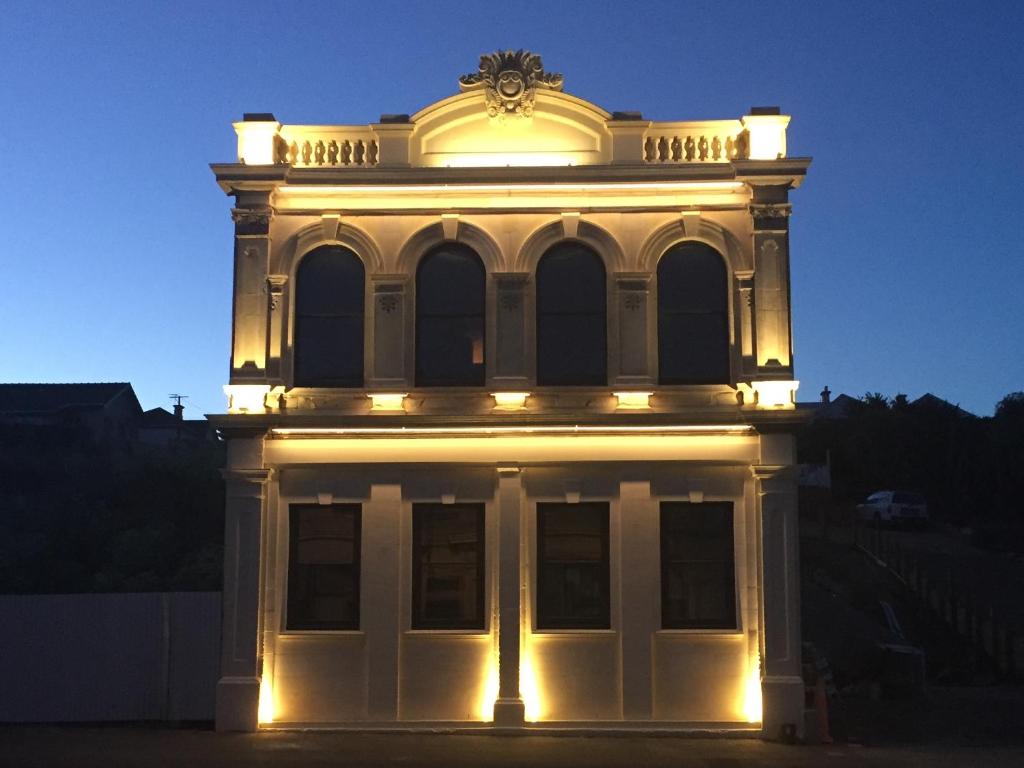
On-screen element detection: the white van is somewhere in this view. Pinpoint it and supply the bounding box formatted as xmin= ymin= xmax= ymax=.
xmin=856 ymin=491 xmax=929 ymax=527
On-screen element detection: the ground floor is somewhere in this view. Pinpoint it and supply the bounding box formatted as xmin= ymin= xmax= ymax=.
xmin=215 ymin=425 xmax=804 ymax=737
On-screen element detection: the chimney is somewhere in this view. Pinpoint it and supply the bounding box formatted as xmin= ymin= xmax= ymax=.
xmin=173 ymin=403 xmax=184 ymax=421
xmin=894 ymin=393 xmax=908 ymax=407
xmin=820 ymin=385 xmax=831 ymax=404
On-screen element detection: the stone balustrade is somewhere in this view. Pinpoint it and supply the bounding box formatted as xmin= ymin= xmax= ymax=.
xmin=642 ymin=122 xmax=746 ymax=164
xmin=275 ymin=127 xmax=380 ymax=167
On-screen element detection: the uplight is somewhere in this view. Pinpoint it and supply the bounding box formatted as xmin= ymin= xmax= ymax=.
xmin=258 ymin=676 xmax=275 ymax=724
xmin=223 ymin=384 xmax=270 ymax=414
xmin=492 ymin=392 xmax=530 ymax=410
xmin=614 ymin=391 xmax=653 ymax=410
xmin=368 ymin=393 xmax=407 ymax=412
xmin=751 ymin=380 xmax=798 ymax=409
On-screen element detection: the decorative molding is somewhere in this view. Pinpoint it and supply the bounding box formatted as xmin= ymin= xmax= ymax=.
xmin=378 ymin=294 xmax=400 ymax=314
xmin=267 ymin=274 xmax=287 ymax=310
xmin=321 ymin=214 xmax=341 ymax=241
xmin=441 ymin=213 xmax=460 ymax=241
xmin=749 ymin=203 xmax=792 ymax=221
xmin=561 ymin=211 xmax=580 ymax=239
xmin=459 ymin=50 xmax=564 ymax=119
xmin=231 ymin=208 xmax=272 ymax=227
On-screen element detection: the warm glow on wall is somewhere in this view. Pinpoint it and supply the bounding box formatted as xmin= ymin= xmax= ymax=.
xmin=223 ymin=384 xmax=270 ymax=413
xmin=613 ymin=391 xmax=653 ymax=410
xmin=751 ymin=380 xmax=799 ymax=409
xmin=432 ymin=152 xmax=582 ymax=168
xmin=741 ymin=113 xmax=790 ymax=161
xmin=492 ymin=392 xmax=530 ymax=410
xmin=742 ymin=657 xmax=762 ymax=724
xmin=368 ymin=393 xmax=407 ymax=412
xmin=480 ymin=653 xmax=500 ymax=722
xmin=258 ymin=677 xmax=275 ymax=724
xmin=520 ymin=653 xmax=542 ymax=722
xmin=233 ymin=119 xmax=280 ymax=166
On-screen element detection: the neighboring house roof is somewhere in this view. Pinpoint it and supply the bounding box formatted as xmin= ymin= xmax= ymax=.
xmin=799 ymin=393 xmax=860 ymax=420
xmin=137 ymin=407 xmax=214 ymax=442
xmin=0 ymin=382 xmax=141 ymax=416
xmin=912 ymin=393 xmax=974 ymax=417
xmin=138 ymin=406 xmax=184 ymax=427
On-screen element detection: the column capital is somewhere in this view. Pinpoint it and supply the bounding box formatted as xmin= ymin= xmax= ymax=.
xmin=750 ymin=464 xmax=797 ymax=488
xmin=494 ymin=272 xmax=530 ymax=287
xmin=231 ymin=206 xmax=275 ymax=236
xmin=749 ymin=203 xmax=791 ymax=233
xmin=614 ymin=272 xmax=652 ymax=290
xmin=221 ymin=468 xmax=274 ymax=497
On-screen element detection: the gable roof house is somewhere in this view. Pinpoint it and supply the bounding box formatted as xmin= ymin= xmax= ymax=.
xmin=0 ymin=382 xmax=141 ymax=442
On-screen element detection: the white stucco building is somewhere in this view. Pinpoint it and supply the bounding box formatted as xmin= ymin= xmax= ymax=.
xmin=210 ymin=51 xmax=810 ymax=738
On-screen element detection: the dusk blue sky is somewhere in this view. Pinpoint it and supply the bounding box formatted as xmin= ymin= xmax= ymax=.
xmin=2 ymin=1 xmax=1022 ymax=416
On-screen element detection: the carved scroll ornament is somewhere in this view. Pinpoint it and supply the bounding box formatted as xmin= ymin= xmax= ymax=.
xmin=459 ymin=50 xmax=564 ymax=118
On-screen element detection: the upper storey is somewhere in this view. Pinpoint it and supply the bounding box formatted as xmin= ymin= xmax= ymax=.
xmin=222 ymin=49 xmax=801 ymax=180
xmin=213 ymin=52 xmax=810 ymax=425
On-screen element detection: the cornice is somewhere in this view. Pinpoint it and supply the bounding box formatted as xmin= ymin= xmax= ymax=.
xmin=211 ymin=160 xmax=810 ymax=195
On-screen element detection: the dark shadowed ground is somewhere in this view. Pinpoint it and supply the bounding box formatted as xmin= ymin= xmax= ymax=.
xmin=1 ymin=728 xmax=1023 ymax=768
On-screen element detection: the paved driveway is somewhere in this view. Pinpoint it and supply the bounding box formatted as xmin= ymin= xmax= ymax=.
xmin=2 ymin=728 xmax=1023 ymax=768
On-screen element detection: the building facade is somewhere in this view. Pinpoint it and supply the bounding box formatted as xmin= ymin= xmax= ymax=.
xmin=211 ymin=51 xmax=810 ymax=737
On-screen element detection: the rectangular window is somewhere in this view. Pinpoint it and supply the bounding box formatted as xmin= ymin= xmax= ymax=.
xmin=536 ymin=502 xmax=610 ymax=629
xmin=660 ymin=502 xmax=737 ymax=629
xmin=412 ymin=503 xmax=485 ymax=630
xmin=286 ymin=504 xmax=360 ymax=630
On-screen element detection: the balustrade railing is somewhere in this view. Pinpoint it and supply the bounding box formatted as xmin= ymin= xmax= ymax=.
xmin=275 ymin=128 xmax=380 ymax=167
xmin=642 ymin=122 xmax=746 ymax=164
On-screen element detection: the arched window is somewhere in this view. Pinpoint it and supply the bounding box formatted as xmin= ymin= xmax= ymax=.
xmin=416 ymin=243 xmax=486 ymax=386
xmin=657 ymin=242 xmax=729 ymax=384
xmin=536 ymin=243 xmax=607 ymax=386
xmin=293 ymin=245 xmax=365 ymax=387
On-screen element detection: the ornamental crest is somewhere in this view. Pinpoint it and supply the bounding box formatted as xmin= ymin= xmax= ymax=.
xmin=459 ymin=50 xmax=564 ymax=118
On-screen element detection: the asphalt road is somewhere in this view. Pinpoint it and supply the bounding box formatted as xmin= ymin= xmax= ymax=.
xmin=2 ymin=728 xmax=1023 ymax=768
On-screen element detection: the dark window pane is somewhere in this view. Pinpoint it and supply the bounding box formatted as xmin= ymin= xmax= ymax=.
xmin=412 ymin=504 xmax=485 ymax=629
xmin=287 ymin=505 xmax=361 ymax=630
xmin=536 ymin=244 xmax=607 ymax=385
xmin=294 ymin=246 xmax=365 ymax=387
xmin=536 ymin=502 xmax=609 ymax=629
xmin=660 ymin=502 xmax=736 ymax=629
xmin=657 ymin=243 xmax=730 ymax=384
xmin=416 ymin=245 xmax=486 ymax=386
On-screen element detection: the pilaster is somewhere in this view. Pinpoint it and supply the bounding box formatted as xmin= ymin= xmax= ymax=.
xmin=364 ymin=483 xmax=402 ymax=721
xmin=493 ymin=466 xmax=525 ymax=726
xmin=751 ymin=461 xmax=803 ymax=741
xmin=230 ymin=194 xmax=274 ymax=381
xmin=749 ymin=185 xmax=794 ymax=377
xmin=265 ymin=274 xmax=288 ymax=383
xmin=216 ymin=434 xmax=270 ymax=732
xmin=735 ymin=270 xmax=756 ymax=377
xmin=368 ymin=275 xmax=409 ymax=389
xmin=613 ymin=274 xmax=654 ymax=387
xmin=492 ymin=273 xmax=530 ymax=390
xmin=619 ymin=481 xmax=657 ymax=720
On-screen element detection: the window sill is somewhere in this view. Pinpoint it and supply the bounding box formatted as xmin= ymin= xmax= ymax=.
xmin=654 ymin=628 xmax=743 ymax=637
xmin=279 ymin=629 xmax=365 ymax=636
xmin=403 ymin=629 xmax=490 ymax=637
xmin=531 ymin=628 xmax=617 ymax=637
